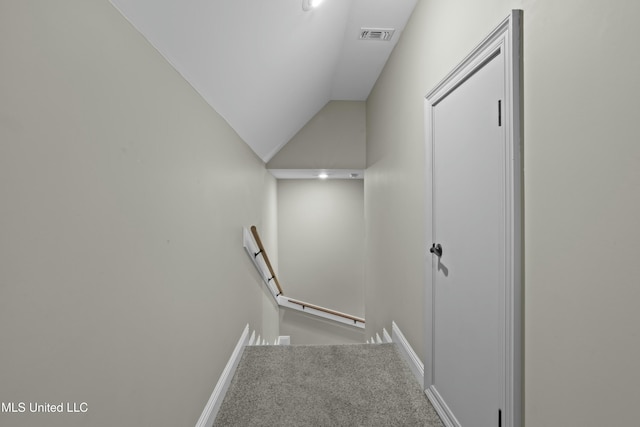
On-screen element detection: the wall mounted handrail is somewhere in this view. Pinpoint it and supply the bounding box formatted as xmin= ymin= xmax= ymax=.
xmin=250 ymin=226 xmax=284 ymax=296
xmin=287 ymin=298 xmax=365 ymax=325
xmin=244 ymin=225 xmax=365 ymax=329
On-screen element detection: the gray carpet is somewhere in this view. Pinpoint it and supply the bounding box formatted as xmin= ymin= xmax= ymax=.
xmin=213 ymin=343 xmax=444 ymax=427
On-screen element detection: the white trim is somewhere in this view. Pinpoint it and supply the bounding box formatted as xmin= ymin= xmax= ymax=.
xmin=389 ymin=322 xmax=456 ymax=426
xmin=425 ymin=387 xmax=460 ymax=427
xmin=243 ymin=228 xmax=280 ymax=300
xmin=423 ymin=10 xmax=522 ymax=427
xmin=391 ymin=321 xmax=424 ymax=389
xmin=244 ymin=227 xmax=366 ymax=329
xmin=276 ymin=336 xmax=291 ymax=345
xmin=382 ymin=328 xmax=392 ymax=343
xmin=195 ymin=325 xmax=250 ymax=427
xmin=268 ymin=169 xmax=364 ymax=180
xmin=277 ymin=295 xmax=365 ymax=329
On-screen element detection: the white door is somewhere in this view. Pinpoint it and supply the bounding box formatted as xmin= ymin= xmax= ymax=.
xmin=424 ymin=12 xmax=522 ymax=427
xmin=433 ymin=51 xmax=504 ymax=427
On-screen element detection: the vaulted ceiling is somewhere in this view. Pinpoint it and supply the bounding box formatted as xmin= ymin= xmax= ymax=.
xmin=109 ymin=0 xmax=418 ymax=162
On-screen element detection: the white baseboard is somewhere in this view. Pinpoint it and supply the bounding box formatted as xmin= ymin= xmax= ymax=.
xmin=389 ymin=322 xmax=457 ymax=427
xmin=195 ymin=324 xmax=250 ymax=427
xmin=382 ymin=328 xmax=392 ymax=343
xmin=425 ymin=386 xmax=460 ymax=427
xmin=276 ymin=335 xmax=290 ymax=345
xmin=391 ymin=321 xmax=424 ymax=389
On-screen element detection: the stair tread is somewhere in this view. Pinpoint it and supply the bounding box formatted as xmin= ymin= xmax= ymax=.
xmin=213 ymin=343 xmax=443 ymax=426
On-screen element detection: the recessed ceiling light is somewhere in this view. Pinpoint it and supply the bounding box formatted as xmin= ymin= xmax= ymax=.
xmin=302 ymin=0 xmax=323 ymax=11
xmin=318 ymin=172 xmax=329 ymax=179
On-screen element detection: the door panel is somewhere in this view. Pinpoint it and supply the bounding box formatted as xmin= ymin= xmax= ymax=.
xmin=431 ymin=49 xmax=505 ymax=426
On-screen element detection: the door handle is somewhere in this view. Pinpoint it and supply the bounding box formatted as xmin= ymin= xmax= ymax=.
xmin=430 ymin=243 xmax=443 ymax=257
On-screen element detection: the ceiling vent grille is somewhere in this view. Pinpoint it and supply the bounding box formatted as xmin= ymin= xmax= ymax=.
xmin=359 ymin=28 xmax=395 ymax=41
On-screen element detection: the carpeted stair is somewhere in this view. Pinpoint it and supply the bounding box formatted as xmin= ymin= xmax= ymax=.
xmin=213 ymin=343 xmax=443 ymax=427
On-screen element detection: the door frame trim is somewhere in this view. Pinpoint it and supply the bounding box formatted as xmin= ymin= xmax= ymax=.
xmin=423 ymin=10 xmax=522 ymax=427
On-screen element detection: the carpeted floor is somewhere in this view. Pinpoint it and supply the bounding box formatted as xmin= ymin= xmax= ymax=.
xmin=213 ymin=343 xmax=444 ymax=427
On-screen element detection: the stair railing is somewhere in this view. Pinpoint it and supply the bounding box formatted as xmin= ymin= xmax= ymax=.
xmin=249 ymin=226 xmax=284 ymax=296
xmin=285 ymin=298 xmax=365 ymax=324
xmin=243 ymin=225 xmax=365 ymax=328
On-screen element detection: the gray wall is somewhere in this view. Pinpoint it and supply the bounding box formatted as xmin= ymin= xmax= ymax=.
xmin=269 ymin=99 xmax=367 ymax=344
xmin=365 ymin=0 xmax=640 ymax=425
xmin=277 ymin=180 xmax=365 ymax=344
xmin=267 ymin=101 xmax=366 ymax=169
xmin=0 ymin=1 xmax=277 ymax=427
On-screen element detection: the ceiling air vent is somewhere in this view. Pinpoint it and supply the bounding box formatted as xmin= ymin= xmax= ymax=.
xmin=359 ymin=28 xmax=395 ymax=41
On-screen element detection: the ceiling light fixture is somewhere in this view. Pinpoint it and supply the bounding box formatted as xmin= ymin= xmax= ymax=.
xmin=302 ymin=0 xmax=323 ymax=11
xmin=318 ymin=172 xmax=329 ymax=179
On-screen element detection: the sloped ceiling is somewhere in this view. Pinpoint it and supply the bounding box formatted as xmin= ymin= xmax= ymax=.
xmin=109 ymin=0 xmax=418 ymax=162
